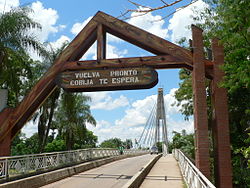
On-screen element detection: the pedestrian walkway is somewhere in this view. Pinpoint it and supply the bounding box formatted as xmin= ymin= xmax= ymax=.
xmin=140 ymin=154 xmax=184 ymax=188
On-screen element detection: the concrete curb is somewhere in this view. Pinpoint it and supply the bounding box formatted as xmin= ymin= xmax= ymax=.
xmin=122 ymin=154 xmax=162 ymax=188
xmin=0 ymin=153 xmax=146 ymax=188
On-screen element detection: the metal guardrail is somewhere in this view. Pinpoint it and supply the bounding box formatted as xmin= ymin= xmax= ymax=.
xmin=173 ymin=149 xmax=216 ymax=188
xmin=0 ymin=148 xmax=147 ymax=180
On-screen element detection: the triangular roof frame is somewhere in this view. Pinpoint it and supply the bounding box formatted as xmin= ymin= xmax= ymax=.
xmin=0 ymin=11 xmax=213 ymax=143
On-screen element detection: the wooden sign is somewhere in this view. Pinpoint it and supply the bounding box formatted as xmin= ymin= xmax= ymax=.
xmin=56 ymin=67 xmax=158 ymax=92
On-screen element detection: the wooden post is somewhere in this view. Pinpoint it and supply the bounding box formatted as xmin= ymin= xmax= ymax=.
xmin=0 ymin=108 xmax=14 ymax=156
xmin=97 ymin=24 xmax=106 ymax=63
xmin=211 ymin=38 xmax=232 ymax=188
xmin=191 ymin=25 xmax=211 ymax=178
xmin=0 ymin=132 xmax=11 ymax=156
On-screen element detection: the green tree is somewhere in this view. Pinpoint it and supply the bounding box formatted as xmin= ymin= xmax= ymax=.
xmin=33 ymin=43 xmax=68 ymax=153
xmin=124 ymin=139 xmax=133 ymax=149
xmin=174 ymin=69 xmax=193 ymax=120
xmin=169 ymin=130 xmax=195 ymax=159
xmin=11 ymin=132 xmax=28 ymax=155
xmin=100 ymin=138 xmax=123 ymax=148
xmin=0 ymin=7 xmax=47 ymax=106
xmin=73 ymin=129 xmax=98 ymax=149
xmin=55 ymin=92 xmax=96 ymax=150
xmin=11 ymin=132 xmax=40 ymax=155
xmin=156 ymin=142 xmax=163 ymax=153
xmin=44 ymin=139 xmax=66 ymax=152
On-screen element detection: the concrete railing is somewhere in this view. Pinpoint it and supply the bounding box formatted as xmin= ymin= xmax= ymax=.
xmin=0 ymin=148 xmax=147 ymax=180
xmin=173 ymin=149 xmax=216 ymax=188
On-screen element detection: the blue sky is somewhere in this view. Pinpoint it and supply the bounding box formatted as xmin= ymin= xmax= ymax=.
xmin=1 ymin=0 xmax=209 ymax=144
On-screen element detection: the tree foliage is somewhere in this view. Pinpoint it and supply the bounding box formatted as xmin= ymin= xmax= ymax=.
xmin=168 ymin=130 xmax=195 ymax=159
xmin=11 ymin=133 xmax=40 ymax=155
xmin=174 ymin=69 xmax=193 ymax=120
xmin=173 ymin=0 xmax=250 ymax=186
xmin=55 ymin=92 xmax=96 ymax=150
xmin=0 ymin=7 xmax=47 ymax=106
xmin=99 ymin=138 xmax=133 ymax=149
xmin=100 ymin=138 xmax=124 ymax=148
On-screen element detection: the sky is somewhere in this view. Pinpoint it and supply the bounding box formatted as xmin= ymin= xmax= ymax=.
xmin=1 ymin=0 xmax=209 ymax=144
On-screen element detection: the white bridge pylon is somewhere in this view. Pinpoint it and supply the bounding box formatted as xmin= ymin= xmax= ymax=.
xmin=137 ymin=88 xmax=168 ymax=156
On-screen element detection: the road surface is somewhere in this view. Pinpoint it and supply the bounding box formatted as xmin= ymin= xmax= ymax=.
xmin=41 ymin=154 xmax=154 ymax=188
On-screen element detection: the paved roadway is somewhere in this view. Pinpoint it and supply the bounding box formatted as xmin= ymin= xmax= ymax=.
xmin=41 ymin=154 xmax=154 ymax=188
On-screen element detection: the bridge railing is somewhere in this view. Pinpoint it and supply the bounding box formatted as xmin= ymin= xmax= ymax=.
xmin=0 ymin=148 xmax=147 ymax=180
xmin=173 ymin=149 xmax=216 ymax=188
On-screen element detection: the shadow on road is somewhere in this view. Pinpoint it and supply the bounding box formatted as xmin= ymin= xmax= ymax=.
xmin=144 ymin=175 xmax=182 ymax=181
xmin=73 ymin=173 xmax=133 ymax=180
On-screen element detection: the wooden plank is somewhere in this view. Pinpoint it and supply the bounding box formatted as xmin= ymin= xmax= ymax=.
xmin=93 ymin=11 xmax=193 ymax=65
xmin=0 ymin=19 xmax=99 ymax=142
xmin=97 ymin=24 xmax=106 ymax=62
xmin=62 ymin=56 xmax=213 ymax=78
xmin=62 ymin=55 xmax=191 ymax=71
xmin=56 ymin=67 xmax=158 ymax=92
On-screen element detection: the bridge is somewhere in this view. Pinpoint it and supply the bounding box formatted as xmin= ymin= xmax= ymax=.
xmin=0 ymin=148 xmax=215 ymax=188
xmin=0 ymin=11 xmax=232 ymax=188
xmin=1 ymin=88 xmax=215 ymax=188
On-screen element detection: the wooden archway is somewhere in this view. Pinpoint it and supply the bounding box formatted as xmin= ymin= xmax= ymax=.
xmin=0 ymin=11 xmax=232 ymax=188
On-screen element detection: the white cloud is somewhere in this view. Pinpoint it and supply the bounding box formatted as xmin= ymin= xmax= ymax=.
xmin=29 ymin=35 xmax=70 ymax=61
xmin=29 ymin=1 xmax=64 ymax=42
xmin=168 ymin=118 xmax=194 ymax=138
xmin=49 ymin=35 xmax=70 ymax=50
xmin=115 ymin=88 xmax=182 ymax=127
xmin=71 ymin=16 xmax=92 ymax=35
xmin=0 ymin=0 xmax=19 ymax=13
xmin=82 ymin=42 xmax=128 ymax=60
xmin=107 ymin=33 xmax=122 ymax=43
xmin=168 ymin=0 xmax=209 ymax=43
xmin=128 ymin=9 xmax=168 ymax=39
xmin=164 ymin=88 xmax=182 ymax=115
xmin=115 ymin=95 xmax=156 ymax=127
xmin=106 ymin=44 xmax=128 ymax=58
xmin=86 ymin=120 xmax=144 ymax=144
xmin=87 ymin=92 xmax=129 ymax=110
xmin=22 ymin=120 xmax=38 ymax=138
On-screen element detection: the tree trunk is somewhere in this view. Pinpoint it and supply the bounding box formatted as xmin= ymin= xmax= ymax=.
xmin=0 ymin=51 xmax=4 ymax=67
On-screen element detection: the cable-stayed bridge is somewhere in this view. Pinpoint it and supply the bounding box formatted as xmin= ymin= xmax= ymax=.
xmin=137 ymin=88 xmax=168 ymax=156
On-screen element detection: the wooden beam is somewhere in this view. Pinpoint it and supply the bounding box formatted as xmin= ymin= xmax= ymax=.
xmin=93 ymin=11 xmax=193 ymax=65
xmin=62 ymin=55 xmax=191 ymax=71
xmin=97 ymin=24 xmax=106 ymax=62
xmin=0 ymin=108 xmax=14 ymax=156
xmin=191 ymin=25 xmax=210 ymax=179
xmin=61 ymin=55 xmax=213 ymax=78
xmin=211 ymin=38 xmax=232 ymax=188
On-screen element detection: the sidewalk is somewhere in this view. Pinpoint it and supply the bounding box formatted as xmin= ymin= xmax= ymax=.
xmin=140 ymin=154 xmax=184 ymax=188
